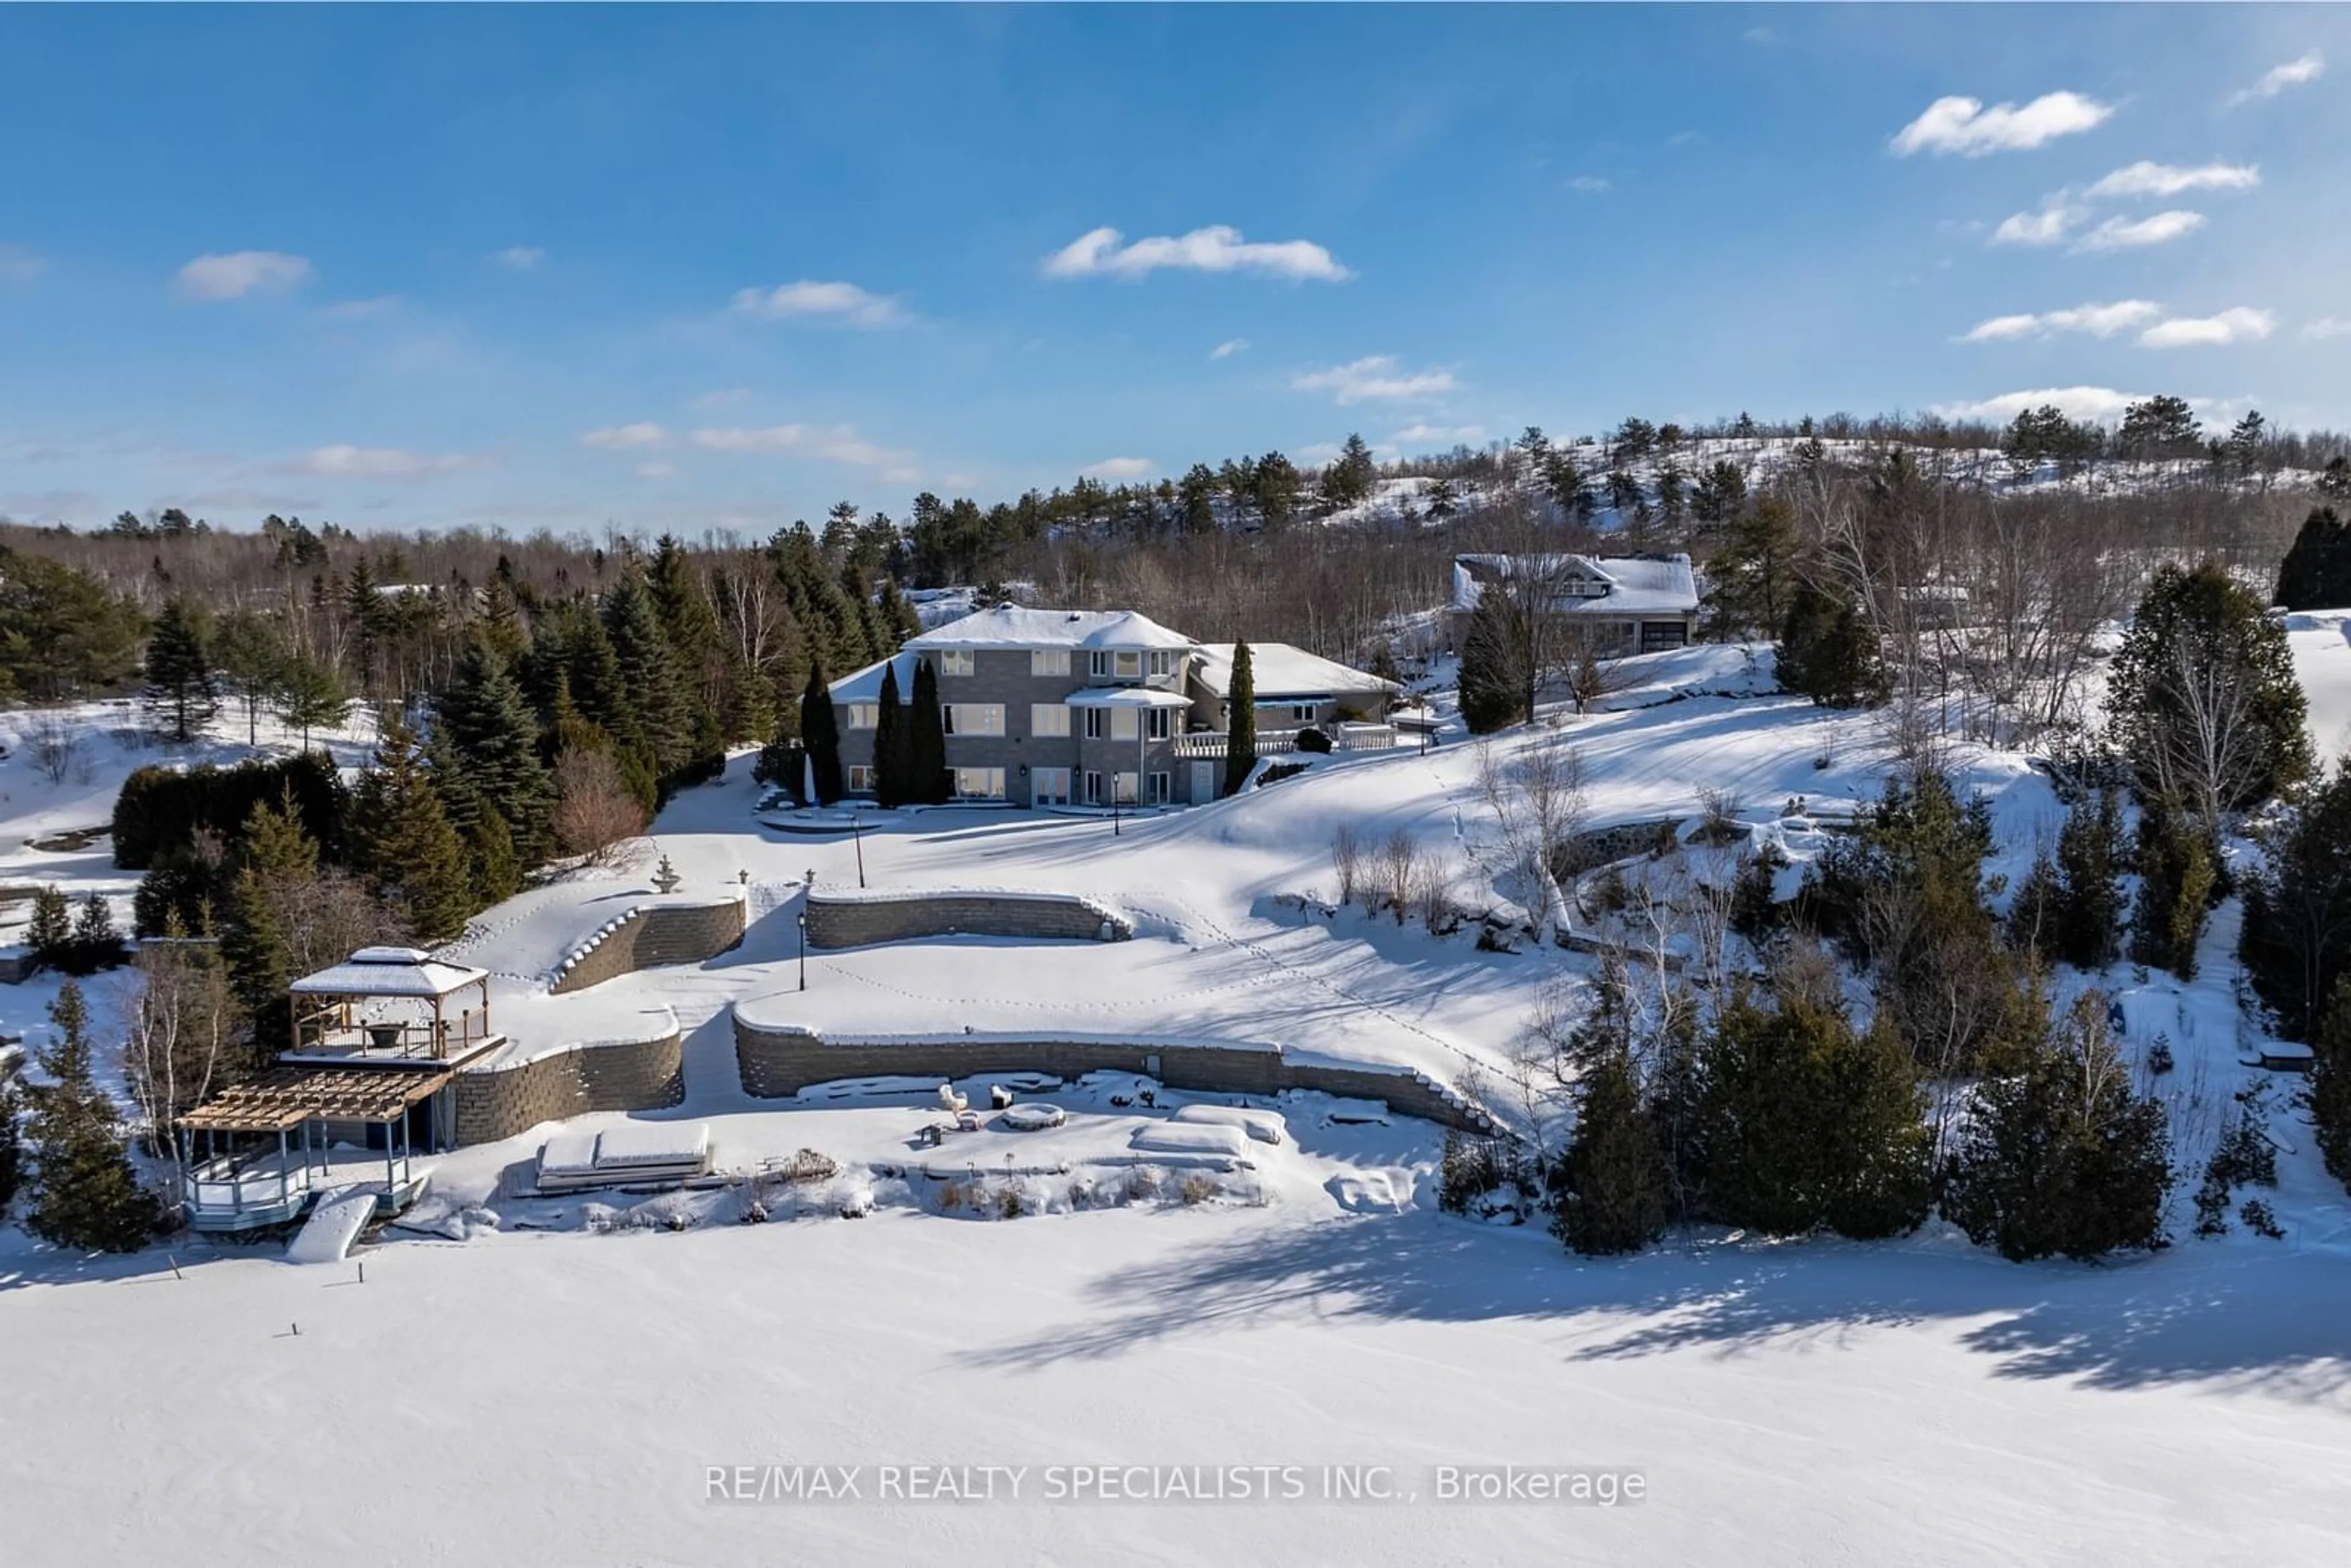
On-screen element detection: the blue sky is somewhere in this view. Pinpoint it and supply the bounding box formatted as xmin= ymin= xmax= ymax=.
xmin=2 ymin=4 xmax=2347 ymax=536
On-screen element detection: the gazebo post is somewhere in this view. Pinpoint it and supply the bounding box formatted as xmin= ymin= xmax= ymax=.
xmin=277 ymin=1127 xmax=290 ymax=1209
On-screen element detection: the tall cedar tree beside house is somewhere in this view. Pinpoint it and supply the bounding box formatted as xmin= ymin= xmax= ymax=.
xmin=799 ymin=661 xmax=844 ymax=806
xmin=1223 ymin=640 xmax=1256 ymax=796
xmin=435 ymin=638 xmax=556 ymax=864
xmin=909 ymin=656 xmax=948 ymax=804
xmin=23 ymin=980 xmax=159 ymax=1253
xmin=873 ymin=661 xmax=910 ymax=808
xmin=349 ymin=709 xmax=474 ymax=942
xmin=1458 ymin=592 xmax=1531 ymax=733
xmin=143 ymin=595 xmax=219 ymax=743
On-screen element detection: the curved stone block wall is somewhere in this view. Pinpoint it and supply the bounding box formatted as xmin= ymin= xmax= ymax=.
xmin=549 ymin=896 xmax=749 ymax=994
xmin=732 ymin=1019 xmax=1496 ymax=1135
xmin=452 ymin=1028 xmax=686 ymax=1146
xmin=804 ymin=890 xmax=1132 ymax=950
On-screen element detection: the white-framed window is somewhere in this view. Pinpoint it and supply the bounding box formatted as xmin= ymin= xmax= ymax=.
xmin=847 ymin=703 xmax=879 ymax=730
xmin=952 ymin=766 xmax=1006 ymax=800
xmin=1091 ymin=649 xmax=1142 ymax=679
xmin=1147 ymin=650 xmax=1176 ymax=677
xmin=1145 ymin=709 xmax=1172 ymax=741
xmin=1030 ymin=649 xmax=1070 ymax=678
xmin=1032 ymin=768 xmax=1071 ymax=807
xmin=1109 ymin=708 xmax=1139 ymax=741
xmin=1147 ymin=771 xmax=1171 ymax=804
xmin=943 ymin=703 xmax=1005 ymax=736
xmin=1262 ymin=700 xmax=1317 ymax=724
xmin=937 ymin=649 xmax=975 ymax=677
xmin=1083 ymin=770 xmax=1103 ymax=806
xmin=1083 ymin=708 xmax=1108 ymax=740
xmin=1030 ymin=703 xmax=1071 ymax=738
xmin=846 ymin=764 xmax=875 ymax=793
xmin=1114 ymin=771 xmax=1139 ymax=804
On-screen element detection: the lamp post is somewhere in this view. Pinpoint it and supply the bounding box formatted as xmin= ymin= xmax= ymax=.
xmin=798 ymin=911 xmax=808 ymax=991
xmin=852 ymin=810 xmax=865 ymax=888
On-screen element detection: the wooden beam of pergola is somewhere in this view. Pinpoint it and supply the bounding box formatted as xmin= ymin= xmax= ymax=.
xmin=180 ymin=1065 xmax=455 ymax=1132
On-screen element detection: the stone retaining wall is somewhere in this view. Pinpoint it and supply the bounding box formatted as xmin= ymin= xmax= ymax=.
xmin=548 ymin=896 xmax=748 ymax=994
xmin=452 ymin=1028 xmax=686 ymax=1145
xmin=1551 ymin=816 xmax=1687 ymax=880
xmin=732 ymin=1019 xmax=1496 ymax=1134
xmin=804 ymin=890 xmax=1131 ymax=950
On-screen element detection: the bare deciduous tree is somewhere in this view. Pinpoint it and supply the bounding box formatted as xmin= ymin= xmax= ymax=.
xmin=553 ymin=747 xmax=648 ymax=866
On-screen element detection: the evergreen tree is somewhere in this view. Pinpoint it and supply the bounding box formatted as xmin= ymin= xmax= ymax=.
xmin=25 ymin=885 xmax=70 ymax=972
xmin=142 ymin=595 xmax=219 ymax=743
xmin=23 ymin=981 xmax=159 ymax=1253
xmin=1458 ymin=594 xmax=1531 ymax=733
xmin=1942 ymin=996 xmax=2172 ymax=1261
xmin=2274 ymin=507 xmax=2351 ymax=612
xmin=1696 ymin=987 xmax=1933 ymax=1239
xmin=602 ymin=571 xmax=691 ymax=781
xmin=1775 ymin=580 xmax=1885 ymax=708
xmin=2131 ymin=808 xmax=2219 ymax=979
xmin=212 ymin=609 xmax=287 ymax=746
xmin=2310 ymin=975 xmax=2351 ymax=1187
xmin=1703 ymin=495 xmax=1801 ymax=638
xmin=1549 ymin=1046 xmax=1670 ymax=1255
xmin=872 ymin=661 xmax=910 ymax=808
xmin=435 ymin=638 xmax=555 ymax=863
xmin=69 ymin=893 xmax=124 ymax=974
xmin=2013 ymin=789 xmax=2128 ymax=970
xmin=463 ymin=808 xmax=524 ymax=906
xmin=2107 ymin=560 xmax=2310 ymax=821
xmin=2238 ymin=764 xmax=2351 ymax=1040
xmin=799 ymin=661 xmax=843 ymax=806
xmin=1223 ymin=640 xmax=1257 ymax=795
xmin=221 ymin=793 xmax=315 ymax=1051
xmin=350 ymin=710 xmax=474 ymax=941
xmin=909 ymin=656 xmax=948 ymax=805
xmin=0 ymin=1080 xmax=21 ymax=1211
xmin=650 ymin=533 xmax=730 ymax=760
xmin=272 ymin=651 xmax=348 ymax=750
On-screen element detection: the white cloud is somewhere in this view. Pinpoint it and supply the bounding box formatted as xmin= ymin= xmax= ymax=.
xmin=1890 ymin=91 xmax=2112 ymax=156
xmin=2139 ymin=307 xmax=2276 ymax=348
xmin=2229 ymin=51 xmax=2325 ymax=106
xmin=1079 ymin=457 xmax=1155 ymax=481
xmin=1567 ymin=175 xmax=1611 ymax=194
xmin=175 ymin=250 xmax=313 ymax=301
xmin=730 ymin=279 xmax=908 ymax=327
xmin=1292 ymin=355 xmax=1457 ymax=405
xmin=2306 ymin=318 xmax=2351 ymax=340
xmin=296 ymin=445 xmax=481 ymax=479
xmin=1043 ymin=225 xmax=1352 ymax=282
xmin=1209 ymin=339 xmax=1248 ymax=360
xmin=0 ymin=244 xmax=43 ymax=283
xmin=489 ymin=246 xmax=545 ymax=271
xmin=1389 ymin=423 xmax=1488 ymax=446
xmin=1992 ymin=200 xmax=2088 ymax=247
xmin=688 ymin=422 xmax=914 ymax=470
xmin=1932 ymin=386 xmax=2151 ymax=426
xmin=2071 ymin=210 xmax=2207 ymax=252
xmin=2087 ymin=160 xmax=2260 ymax=198
xmin=1960 ymin=300 xmax=2162 ymax=342
xmin=581 ymin=422 xmax=669 ymax=450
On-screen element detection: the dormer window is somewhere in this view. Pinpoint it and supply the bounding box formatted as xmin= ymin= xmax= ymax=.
xmin=938 ymin=650 xmax=975 ymax=677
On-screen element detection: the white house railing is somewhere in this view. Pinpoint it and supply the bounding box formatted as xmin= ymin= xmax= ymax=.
xmin=1169 ymin=724 xmax=1397 ymax=759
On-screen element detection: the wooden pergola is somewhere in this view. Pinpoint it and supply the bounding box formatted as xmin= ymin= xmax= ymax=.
xmin=179 ymin=1064 xmax=453 ymax=1233
xmin=286 ymin=947 xmax=497 ymax=1062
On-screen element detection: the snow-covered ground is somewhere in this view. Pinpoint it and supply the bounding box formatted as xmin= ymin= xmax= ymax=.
xmin=4 ymin=642 xmax=2350 ymax=1564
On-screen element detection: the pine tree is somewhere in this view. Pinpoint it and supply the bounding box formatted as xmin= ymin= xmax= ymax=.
xmin=273 ymin=652 xmax=349 ymax=750
xmin=800 ymin=661 xmax=843 ymax=806
xmin=909 ymin=656 xmax=948 ymax=805
xmin=2311 ymin=975 xmax=2351 ymax=1187
xmin=2238 ymin=764 xmax=2351 ymax=1041
xmin=2131 ymin=808 xmax=2218 ymax=980
xmin=1703 ymin=495 xmax=1801 ymax=638
xmin=26 ymin=885 xmax=70 ymax=972
xmin=1776 ymin=581 xmax=1885 ymax=708
xmin=602 ymin=571 xmax=691 ymax=781
xmin=875 ymin=580 xmax=922 ymax=650
xmin=1458 ymin=595 xmax=1530 ymax=733
xmin=1549 ymin=1047 xmax=1670 ymax=1255
xmin=219 ymin=790 xmax=320 ymax=1053
xmin=649 ymin=534 xmax=729 ymax=762
xmin=435 ymin=637 xmax=555 ymax=863
xmin=143 ymin=595 xmax=219 ymax=743
xmin=1941 ymin=996 xmax=2172 ymax=1261
xmin=2052 ymin=788 xmax=2127 ymax=969
xmin=0 ymin=1081 xmax=21 ymax=1210
xmin=872 ymin=661 xmax=909 ymax=808
xmin=2274 ymin=507 xmax=2351 ymax=612
xmin=69 ymin=893 xmax=124 ymax=974
xmin=350 ymin=710 xmax=473 ymax=941
xmin=24 ymin=981 xmax=159 ymax=1253
xmin=464 ymin=808 xmax=524 ymax=906
xmin=1223 ymin=640 xmax=1257 ymax=795
xmin=212 ymin=609 xmax=287 ymax=747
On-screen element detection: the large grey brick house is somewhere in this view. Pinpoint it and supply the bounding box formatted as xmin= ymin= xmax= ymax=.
xmin=828 ymin=606 xmax=1399 ymax=809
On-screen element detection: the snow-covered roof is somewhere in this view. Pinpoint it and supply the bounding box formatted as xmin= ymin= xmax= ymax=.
xmin=1194 ymin=642 xmax=1400 ymax=702
xmin=908 ymin=604 xmax=1198 ymax=652
xmin=1451 ymin=553 xmax=1698 ymax=617
xmin=1064 ymin=686 xmax=1193 ymax=709
xmin=828 ymin=651 xmax=920 ymax=705
xmin=287 ymin=947 xmax=489 ymax=997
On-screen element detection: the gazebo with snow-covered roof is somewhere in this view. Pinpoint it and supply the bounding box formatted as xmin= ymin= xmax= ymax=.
xmin=286 ymin=946 xmax=500 ymax=1065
